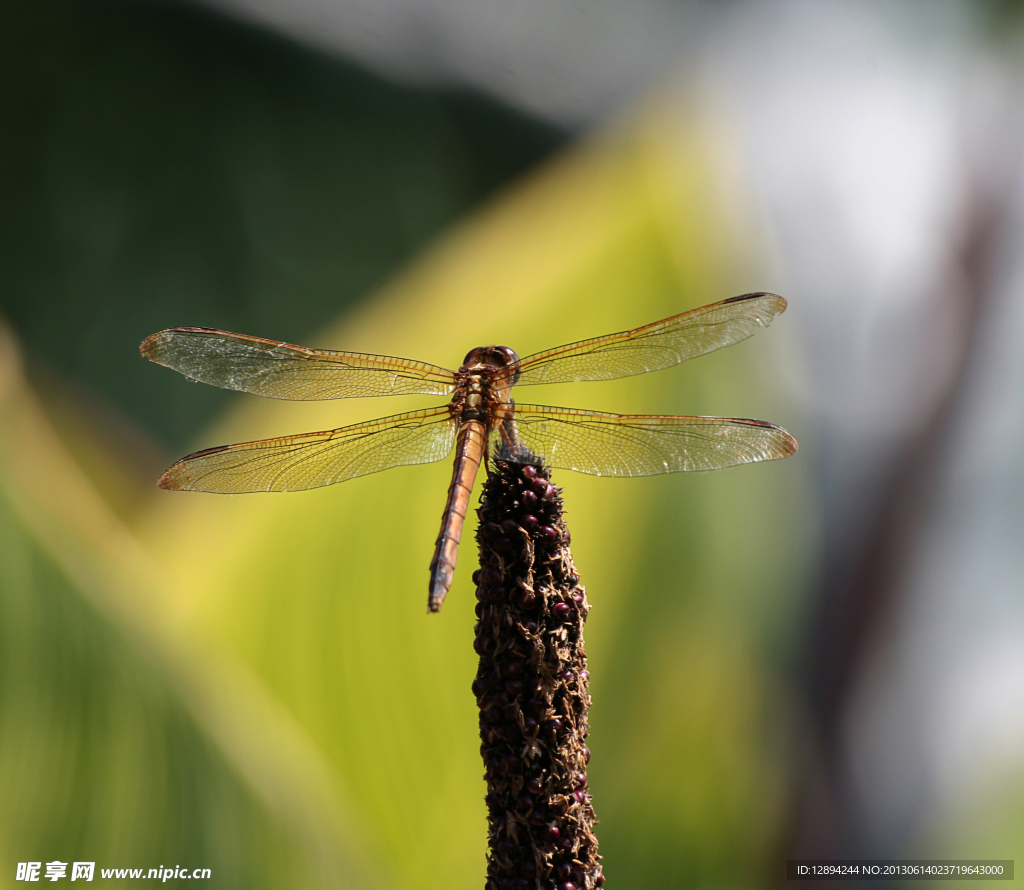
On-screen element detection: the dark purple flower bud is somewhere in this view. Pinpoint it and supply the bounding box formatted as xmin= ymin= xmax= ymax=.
xmin=504 ymin=661 xmax=523 ymax=679
xmin=526 ymin=776 xmax=543 ymax=794
xmin=528 ymin=811 xmax=546 ymax=826
xmin=547 ymin=824 xmax=561 ymax=840
xmin=494 ymin=691 xmax=509 ymax=709
xmin=501 ymin=755 xmax=519 ymax=773
xmin=486 ymin=585 xmax=505 ymax=602
xmin=526 ymin=698 xmax=545 ymax=716
xmin=522 ymin=465 xmax=538 ymax=481
xmin=523 ymin=717 xmax=538 ymax=733
xmin=547 ymin=718 xmax=563 ymax=733
xmin=485 ymin=792 xmax=499 ymax=808
xmin=556 ymin=862 xmax=573 ymax=879
xmin=559 ymin=837 xmax=574 ymax=852
xmin=552 ymin=602 xmax=571 ymax=621
xmin=501 ymin=519 xmax=518 ymax=535
xmin=498 ymin=879 xmax=513 ymax=890
xmin=474 ymin=635 xmax=492 ymax=655
xmin=523 ymin=620 xmax=538 ymax=634
xmin=520 ymin=859 xmax=536 ymax=878
xmin=568 ymin=573 xmax=579 ymax=587
xmin=531 ymin=478 xmax=549 ymax=496
xmin=583 ymin=746 xmax=591 ymax=762
xmin=481 ymin=568 xmax=501 ymax=586
xmin=481 ymin=522 xmax=502 ymax=539
xmin=497 ymin=838 xmax=516 ymax=857
xmin=563 ymin=529 xmax=571 ymax=543
xmin=493 ymin=537 xmax=512 ymax=554
xmin=580 ymin=670 xmax=590 ymax=682
xmin=471 ymin=678 xmax=485 ymax=698
xmin=574 ymin=790 xmax=587 ymax=804
xmin=539 ymin=525 xmax=558 ymax=543
xmin=486 ymin=706 xmax=502 ymax=724
xmin=505 ymin=679 xmax=523 ymax=696
xmin=559 ymin=883 xmax=578 ymax=890
xmin=521 ymin=490 xmax=538 ymax=510
xmin=514 ymin=589 xmax=537 ymax=610
xmin=521 ymin=513 xmax=539 ymax=531
xmin=475 ymin=602 xmax=485 ymax=618
xmin=571 ymin=591 xmax=584 ymax=605
xmin=476 ymin=586 xmax=488 ymax=602
xmin=561 ymin=669 xmax=575 ymax=682
xmin=472 ymin=569 xmax=482 ymax=585
xmin=517 ymin=793 xmax=533 ymax=812
xmin=595 ymin=870 xmax=605 ymax=886
xmin=576 ymin=772 xmax=587 ymax=787
xmin=503 ymin=704 xmax=518 ymax=721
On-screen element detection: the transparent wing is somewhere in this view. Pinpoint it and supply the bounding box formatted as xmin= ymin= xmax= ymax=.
xmin=159 ymin=406 xmax=457 ymax=493
xmin=505 ymin=403 xmax=797 ymax=475
xmin=141 ymin=327 xmax=456 ymax=400
xmin=509 ymin=293 xmax=786 ymax=386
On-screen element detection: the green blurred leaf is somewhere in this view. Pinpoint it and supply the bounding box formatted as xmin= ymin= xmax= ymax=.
xmin=0 ymin=328 xmax=385 ymax=888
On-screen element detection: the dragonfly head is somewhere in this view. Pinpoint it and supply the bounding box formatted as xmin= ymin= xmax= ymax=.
xmin=462 ymin=345 xmax=522 ymax=383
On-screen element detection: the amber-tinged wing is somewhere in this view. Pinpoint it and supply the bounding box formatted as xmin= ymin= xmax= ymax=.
xmin=504 ymin=404 xmax=797 ymax=475
xmin=509 ymin=293 xmax=786 ymax=387
xmin=159 ymin=406 xmax=457 ymax=493
xmin=141 ymin=327 xmax=456 ymax=400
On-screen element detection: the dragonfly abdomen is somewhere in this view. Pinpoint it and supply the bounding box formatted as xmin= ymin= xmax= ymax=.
xmin=428 ymin=419 xmax=488 ymax=612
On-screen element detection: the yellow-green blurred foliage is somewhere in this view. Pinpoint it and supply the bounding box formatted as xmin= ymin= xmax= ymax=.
xmin=0 ymin=105 xmax=811 ymax=887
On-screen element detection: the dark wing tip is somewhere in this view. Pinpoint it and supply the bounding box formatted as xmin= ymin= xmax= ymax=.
xmin=730 ymin=418 xmax=798 ymax=459
xmin=140 ymin=330 xmax=168 ymax=360
xmin=141 ymin=327 xmax=223 ymax=361
xmin=779 ymin=430 xmax=799 ymax=457
xmin=157 ymin=465 xmax=182 ymax=490
xmin=767 ymin=424 xmax=798 ymax=459
xmin=722 ymin=292 xmax=787 ymax=314
xmin=157 ymin=444 xmax=229 ymax=490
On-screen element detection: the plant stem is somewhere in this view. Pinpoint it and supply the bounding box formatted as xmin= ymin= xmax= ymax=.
xmin=472 ymin=456 xmax=603 ymax=890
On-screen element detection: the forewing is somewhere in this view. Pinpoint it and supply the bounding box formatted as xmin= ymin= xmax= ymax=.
xmin=505 ymin=404 xmax=797 ymax=475
xmin=510 ymin=293 xmax=786 ymax=386
xmin=141 ymin=327 xmax=455 ymax=400
xmin=159 ymin=406 xmax=457 ymax=493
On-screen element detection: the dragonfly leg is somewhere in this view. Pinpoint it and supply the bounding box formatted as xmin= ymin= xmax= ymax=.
xmin=499 ymin=399 xmax=522 ymax=448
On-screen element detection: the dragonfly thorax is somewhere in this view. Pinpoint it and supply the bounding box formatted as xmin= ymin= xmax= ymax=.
xmin=453 ymin=345 xmax=521 ymax=424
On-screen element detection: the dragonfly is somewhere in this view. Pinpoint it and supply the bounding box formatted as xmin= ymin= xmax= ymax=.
xmin=141 ymin=292 xmax=797 ymax=612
